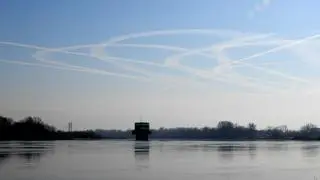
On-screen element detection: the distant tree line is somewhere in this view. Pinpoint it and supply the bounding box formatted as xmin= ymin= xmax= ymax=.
xmin=0 ymin=115 xmax=101 ymax=140
xmin=2 ymin=115 xmax=320 ymax=141
xmin=96 ymin=121 xmax=320 ymax=141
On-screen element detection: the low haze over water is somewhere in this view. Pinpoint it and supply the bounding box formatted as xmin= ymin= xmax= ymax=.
xmin=1 ymin=141 xmax=320 ymax=180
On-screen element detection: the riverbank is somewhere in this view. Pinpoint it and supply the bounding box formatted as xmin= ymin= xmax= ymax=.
xmin=2 ymin=115 xmax=320 ymax=141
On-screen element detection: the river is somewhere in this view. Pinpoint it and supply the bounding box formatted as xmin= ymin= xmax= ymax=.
xmin=0 ymin=141 xmax=320 ymax=180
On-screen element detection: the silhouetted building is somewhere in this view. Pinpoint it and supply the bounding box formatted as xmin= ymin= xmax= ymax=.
xmin=132 ymin=122 xmax=151 ymax=141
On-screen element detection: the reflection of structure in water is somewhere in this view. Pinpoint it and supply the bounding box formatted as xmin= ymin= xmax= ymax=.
xmin=17 ymin=151 xmax=45 ymax=162
xmin=217 ymin=143 xmax=257 ymax=160
xmin=133 ymin=141 xmax=150 ymax=162
xmin=16 ymin=142 xmax=54 ymax=162
xmin=217 ymin=144 xmax=256 ymax=151
xmin=301 ymin=144 xmax=320 ymax=157
xmin=132 ymin=122 xmax=151 ymax=141
xmin=0 ymin=142 xmax=54 ymax=164
xmin=0 ymin=153 xmax=10 ymax=167
xmin=217 ymin=144 xmax=235 ymax=152
xmin=248 ymin=144 xmax=257 ymax=159
xmin=267 ymin=143 xmax=289 ymax=151
xmin=217 ymin=144 xmax=234 ymax=161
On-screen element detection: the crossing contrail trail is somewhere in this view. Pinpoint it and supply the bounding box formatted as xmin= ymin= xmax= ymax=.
xmin=1 ymin=38 xmax=285 ymax=73
xmin=211 ymin=38 xmax=312 ymax=83
xmin=104 ymin=29 xmax=247 ymax=44
xmin=96 ymin=29 xmax=277 ymax=87
xmin=0 ymin=28 xmax=318 ymax=93
xmin=2 ymin=34 xmax=272 ymax=84
xmin=0 ymin=58 xmax=150 ymax=80
xmin=162 ymin=34 xmax=288 ymax=88
xmin=1 ymin=41 xmax=191 ymax=80
xmin=157 ymin=33 xmax=316 ymax=91
xmin=178 ymin=34 xmax=316 ymax=84
xmin=0 ymin=29 xmax=276 ymax=70
xmin=218 ymin=34 xmax=320 ymax=84
xmin=28 ymin=29 xmax=249 ymax=53
xmin=1 ymin=41 xmax=213 ymax=68
xmin=228 ymin=34 xmax=320 ymax=65
xmin=0 ymin=40 xmax=188 ymax=81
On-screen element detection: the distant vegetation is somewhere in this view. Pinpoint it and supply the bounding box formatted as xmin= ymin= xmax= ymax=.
xmin=1 ymin=115 xmax=320 ymax=141
xmin=96 ymin=121 xmax=320 ymax=141
xmin=0 ymin=115 xmax=101 ymax=140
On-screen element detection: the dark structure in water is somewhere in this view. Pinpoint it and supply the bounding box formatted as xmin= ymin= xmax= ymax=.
xmin=132 ymin=122 xmax=151 ymax=141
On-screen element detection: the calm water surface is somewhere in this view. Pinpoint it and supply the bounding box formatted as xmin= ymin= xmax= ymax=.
xmin=0 ymin=141 xmax=320 ymax=180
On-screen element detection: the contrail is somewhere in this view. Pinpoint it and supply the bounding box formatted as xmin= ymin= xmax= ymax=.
xmin=28 ymin=43 xmax=163 ymax=78
xmin=34 ymin=38 xmax=278 ymax=82
xmin=0 ymin=59 xmax=150 ymax=80
xmin=33 ymin=50 xmax=150 ymax=80
xmin=32 ymin=43 xmax=165 ymax=78
xmin=90 ymin=46 xmax=153 ymax=77
xmin=32 ymin=52 xmax=90 ymax=70
xmin=162 ymin=34 xmax=279 ymax=87
xmin=89 ymin=46 xmax=167 ymax=67
xmin=210 ymin=45 xmax=309 ymax=93
xmin=35 ymin=37 xmax=275 ymax=67
xmin=0 ymin=29 xmax=317 ymax=91
xmin=2 ymin=39 xmax=284 ymax=81
xmin=211 ymin=40 xmax=309 ymax=89
xmin=164 ymin=33 xmax=275 ymax=66
xmin=104 ymin=29 xmax=248 ymax=45
xmin=34 ymin=32 xmax=299 ymax=90
xmin=30 ymin=42 xmax=195 ymax=68
xmin=240 ymin=62 xmax=310 ymax=83
xmin=33 ymin=51 xmax=146 ymax=79
xmin=0 ymin=41 xmax=187 ymax=69
xmin=0 ymin=29 xmax=258 ymax=85
xmin=212 ymin=36 xmax=315 ymax=83
xmin=0 ymin=42 xmax=53 ymax=50
xmin=97 ymin=43 xmax=188 ymax=51
xmin=0 ymin=31 xmax=276 ymax=70
xmin=228 ymin=34 xmax=320 ymax=65
xmin=27 ymin=29 xmax=249 ymax=53
xmin=99 ymin=30 xmax=274 ymax=81
xmin=160 ymin=33 xmax=313 ymax=91
xmin=1 ymin=41 xmax=190 ymax=80
xmin=49 ymin=28 xmax=272 ymax=82
xmin=0 ymin=59 xmax=92 ymax=72
xmin=215 ymin=34 xmax=320 ymax=84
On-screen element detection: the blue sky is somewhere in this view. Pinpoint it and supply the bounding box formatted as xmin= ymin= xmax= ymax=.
xmin=1 ymin=0 xmax=320 ymax=130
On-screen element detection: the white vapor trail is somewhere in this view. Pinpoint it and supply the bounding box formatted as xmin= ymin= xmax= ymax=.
xmin=228 ymin=34 xmax=320 ymax=65
xmin=0 ymin=59 xmax=149 ymax=80
xmin=213 ymin=35 xmax=320 ymax=84
xmin=104 ymin=29 xmax=247 ymax=45
xmin=161 ymin=34 xmax=290 ymax=89
xmin=218 ymin=34 xmax=320 ymax=84
xmin=0 ymin=28 xmax=319 ymax=93
xmin=1 ymin=38 xmax=286 ymax=77
xmin=29 ymin=29 xmax=251 ymax=53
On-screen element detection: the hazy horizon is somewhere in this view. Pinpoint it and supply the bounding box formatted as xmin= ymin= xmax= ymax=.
xmin=2 ymin=0 xmax=320 ymax=130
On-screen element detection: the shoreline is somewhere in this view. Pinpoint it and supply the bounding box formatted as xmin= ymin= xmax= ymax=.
xmin=1 ymin=138 xmax=319 ymax=141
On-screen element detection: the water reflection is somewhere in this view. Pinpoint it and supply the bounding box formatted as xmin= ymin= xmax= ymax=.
xmin=217 ymin=144 xmax=235 ymax=161
xmin=133 ymin=141 xmax=150 ymax=162
xmin=0 ymin=141 xmax=55 ymax=166
xmin=248 ymin=144 xmax=257 ymax=159
xmin=216 ymin=143 xmax=257 ymax=160
xmin=301 ymin=144 xmax=320 ymax=158
xmin=0 ymin=153 xmax=10 ymax=167
xmin=17 ymin=151 xmax=45 ymax=162
xmin=266 ymin=142 xmax=289 ymax=152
